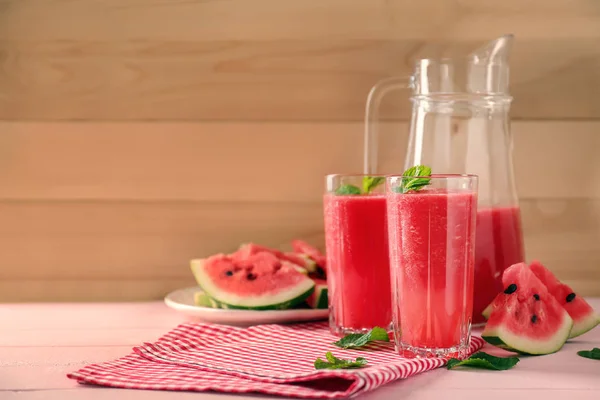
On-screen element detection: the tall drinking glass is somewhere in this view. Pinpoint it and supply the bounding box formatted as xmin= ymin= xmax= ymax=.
xmin=386 ymin=174 xmax=478 ymax=358
xmin=324 ymin=174 xmax=392 ymax=336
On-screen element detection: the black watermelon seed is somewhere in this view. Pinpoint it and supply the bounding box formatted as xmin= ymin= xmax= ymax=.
xmin=504 ymin=284 xmax=518 ymax=294
xmin=533 ymin=294 xmax=540 ymax=301
xmin=566 ymin=292 xmax=576 ymax=302
xmin=246 ymin=273 xmax=257 ymax=281
xmin=531 ymin=315 xmax=538 ymax=324
xmin=225 ymin=271 xmax=233 ymax=277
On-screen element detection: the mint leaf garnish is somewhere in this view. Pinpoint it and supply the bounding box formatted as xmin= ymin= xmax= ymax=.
xmin=332 ymin=326 xmax=390 ymax=349
xmin=335 ymin=184 xmax=361 ymax=195
xmin=314 ymin=352 xmax=368 ymax=370
xmin=362 ymin=176 xmax=385 ymax=194
xmin=577 ymin=348 xmax=600 ymax=360
xmin=395 ymin=165 xmax=432 ymax=193
xmin=447 ymin=352 xmax=519 ymax=370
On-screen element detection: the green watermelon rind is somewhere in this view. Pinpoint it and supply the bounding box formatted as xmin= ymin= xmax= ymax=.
xmin=191 ymin=259 xmax=315 ymax=311
xmin=482 ymin=314 xmax=573 ymax=355
xmin=193 ymin=291 xmax=214 ymax=308
xmin=316 ymin=288 xmax=328 ymax=309
xmin=308 ymin=285 xmax=328 ymax=309
xmin=570 ymin=312 xmax=600 ymax=339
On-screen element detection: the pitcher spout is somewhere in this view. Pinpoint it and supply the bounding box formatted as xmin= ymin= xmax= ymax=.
xmin=468 ymin=34 xmax=514 ymax=95
xmin=470 ymin=34 xmax=514 ymax=65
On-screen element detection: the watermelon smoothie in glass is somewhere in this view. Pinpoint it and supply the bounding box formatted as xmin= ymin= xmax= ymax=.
xmin=387 ymin=174 xmax=478 ymax=358
xmin=323 ymin=174 xmax=392 ymax=336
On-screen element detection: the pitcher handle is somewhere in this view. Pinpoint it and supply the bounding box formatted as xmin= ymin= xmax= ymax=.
xmin=363 ymin=76 xmax=412 ymax=174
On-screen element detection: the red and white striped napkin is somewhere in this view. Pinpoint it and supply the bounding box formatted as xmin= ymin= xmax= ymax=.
xmin=68 ymin=322 xmax=484 ymax=398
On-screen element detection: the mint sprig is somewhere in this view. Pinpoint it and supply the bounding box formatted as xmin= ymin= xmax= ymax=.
xmin=314 ymin=352 xmax=368 ymax=370
xmin=577 ymin=348 xmax=600 ymax=360
xmin=362 ymin=176 xmax=385 ymax=194
xmin=332 ymin=327 xmax=390 ymax=349
xmin=394 ymin=165 xmax=432 ymax=193
xmin=447 ymin=352 xmax=519 ymax=371
xmin=335 ymin=184 xmax=362 ymax=195
xmin=335 ymin=176 xmax=384 ymax=195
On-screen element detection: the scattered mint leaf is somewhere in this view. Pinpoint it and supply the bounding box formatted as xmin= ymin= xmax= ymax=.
xmin=447 ymin=352 xmax=519 ymax=371
xmin=577 ymin=348 xmax=600 ymax=360
xmin=395 ymin=165 xmax=432 ymax=193
xmin=335 ymin=184 xmax=362 ymax=195
xmin=333 ymin=326 xmax=390 ymax=349
xmin=362 ymin=176 xmax=385 ymax=194
xmin=314 ymin=352 xmax=368 ymax=370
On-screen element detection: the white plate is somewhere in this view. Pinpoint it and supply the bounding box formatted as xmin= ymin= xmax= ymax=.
xmin=164 ymin=287 xmax=328 ymax=326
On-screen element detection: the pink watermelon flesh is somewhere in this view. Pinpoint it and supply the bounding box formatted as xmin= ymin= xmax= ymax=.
xmin=234 ymin=243 xmax=317 ymax=272
xmin=482 ymin=262 xmax=572 ymax=355
xmin=529 ymin=260 xmax=599 ymax=338
xmin=283 ymin=252 xmax=318 ymax=272
xmin=190 ymin=251 xmax=315 ymax=310
xmin=291 ymin=240 xmax=327 ymax=269
xmin=306 ymin=278 xmax=328 ymax=309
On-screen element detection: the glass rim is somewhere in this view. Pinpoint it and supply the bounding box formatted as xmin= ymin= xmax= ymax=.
xmin=326 ymin=173 xmax=477 ymax=179
xmin=325 ymin=173 xmax=387 ymax=178
xmin=387 ymin=173 xmax=478 ymax=180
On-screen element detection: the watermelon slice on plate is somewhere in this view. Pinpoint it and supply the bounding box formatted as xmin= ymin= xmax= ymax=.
xmin=306 ymin=278 xmax=328 ymax=309
xmin=191 ymin=251 xmax=315 ymax=310
xmin=482 ymin=262 xmax=573 ymax=355
xmin=529 ymin=260 xmax=599 ymax=338
xmin=291 ymin=240 xmax=327 ymax=270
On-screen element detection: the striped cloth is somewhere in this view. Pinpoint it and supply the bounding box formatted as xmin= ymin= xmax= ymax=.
xmin=68 ymin=322 xmax=484 ymax=398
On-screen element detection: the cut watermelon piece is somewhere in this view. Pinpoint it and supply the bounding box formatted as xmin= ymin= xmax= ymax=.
xmin=306 ymin=278 xmax=328 ymax=309
xmin=529 ymin=260 xmax=599 ymax=338
xmin=482 ymin=262 xmax=573 ymax=355
xmin=291 ymin=240 xmax=327 ymax=269
xmin=234 ymin=243 xmax=317 ymax=272
xmin=191 ymin=251 xmax=315 ymax=310
xmin=283 ymin=252 xmax=318 ymax=273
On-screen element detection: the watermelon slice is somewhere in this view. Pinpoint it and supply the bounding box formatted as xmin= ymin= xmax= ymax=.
xmin=291 ymin=240 xmax=327 ymax=269
xmin=306 ymin=278 xmax=328 ymax=309
xmin=482 ymin=262 xmax=573 ymax=355
xmin=234 ymin=243 xmax=318 ymax=272
xmin=191 ymin=251 xmax=315 ymax=310
xmin=529 ymin=260 xmax=599 ymax=338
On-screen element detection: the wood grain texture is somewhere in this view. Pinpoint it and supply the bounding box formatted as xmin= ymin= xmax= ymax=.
xmin=0 ymin=121 xmax=599 ymax=202
xmin=0 ymin=0 xmax=598 ymax=121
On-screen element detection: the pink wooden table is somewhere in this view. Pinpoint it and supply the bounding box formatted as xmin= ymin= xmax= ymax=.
xmin=1 ymin=300 xmax=599 ymax=400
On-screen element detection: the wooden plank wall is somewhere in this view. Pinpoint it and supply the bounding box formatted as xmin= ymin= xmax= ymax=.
xmin=0 ymin=0 xmax=599 ymax=301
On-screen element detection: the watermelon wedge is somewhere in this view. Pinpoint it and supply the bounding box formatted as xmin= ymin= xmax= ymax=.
xmin=529 ymin=260 xmax=599 ymax=338
xmin=191 ymin=251 xmax=315 ymax=310
xmin=234 ymin=243 xmax=318 ymax=272
xmin=306 ymin=278 xmax=328 ymax=309
xmin=482 ymin=262 xmax=573 ymax=355
xmin=291 ymin=240 xmax=327 ymax=270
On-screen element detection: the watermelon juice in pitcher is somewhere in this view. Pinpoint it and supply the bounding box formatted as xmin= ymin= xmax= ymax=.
xmin=364 ymin=34 xmax=525 ymax=325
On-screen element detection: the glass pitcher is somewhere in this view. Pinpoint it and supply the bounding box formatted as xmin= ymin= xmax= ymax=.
xmin=364 ymin=34 xmax=525 ymax=325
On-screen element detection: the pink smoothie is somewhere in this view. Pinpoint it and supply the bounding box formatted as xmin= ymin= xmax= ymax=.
xmin=472 ymin=206 xmax=525 ymax=324
xmin=387 ymin=189 xmax=476 ymax=349
xmin=323 ymin=194 xmax=392 ymax=334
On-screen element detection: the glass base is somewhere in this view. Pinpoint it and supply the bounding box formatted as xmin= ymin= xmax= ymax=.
xmin=397 ymin=342 xmax=470 ymax=359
